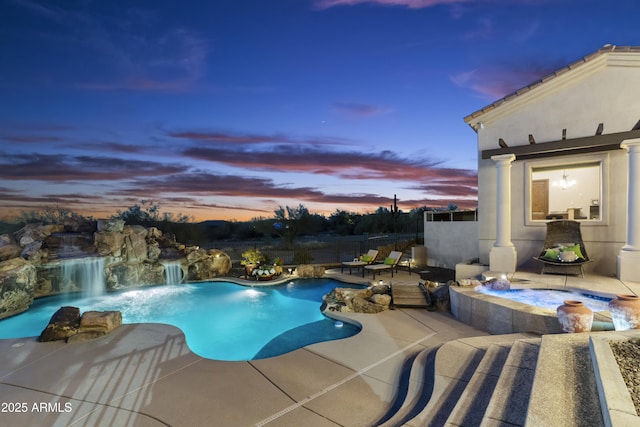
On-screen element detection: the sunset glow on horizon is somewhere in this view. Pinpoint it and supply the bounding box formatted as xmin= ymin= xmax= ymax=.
xmin=1 ymin=0 xmax=637 ymax=222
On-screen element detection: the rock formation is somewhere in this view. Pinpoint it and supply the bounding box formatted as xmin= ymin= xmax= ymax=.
xmin=0 ymin=220 xmax=232 ymax=319
xmin=38 ymin=306 xmax=123 ymax=343
xmin=324 ymin=284 xmax=392 ymax=313
xmin=0 ymin=257 xmax=37 ymax=318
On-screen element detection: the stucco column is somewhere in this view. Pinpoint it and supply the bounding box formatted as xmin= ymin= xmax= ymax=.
xmin=490 ymin=154 xmax=517 ymax=273
xmin=618 ymin=138 xmax=640 ymax=281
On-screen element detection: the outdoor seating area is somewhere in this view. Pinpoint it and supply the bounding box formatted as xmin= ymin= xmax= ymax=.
xmin=364 ymin=250 xmax=403 ymax=280
xmin=533 ymin=220 xmax=591 ymax=277
xmin=341 ymin=249 xmax=379 ymax=275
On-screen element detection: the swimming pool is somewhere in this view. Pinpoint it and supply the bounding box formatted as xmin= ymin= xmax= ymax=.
xmin=0 ymin=278 xmax=362 ymax=361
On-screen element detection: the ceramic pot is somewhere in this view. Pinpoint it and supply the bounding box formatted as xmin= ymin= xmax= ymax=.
xmin=556 ymin=300 xmax=593 ymax=333
xmin=608 ymin=294 xmax=640 ymax=331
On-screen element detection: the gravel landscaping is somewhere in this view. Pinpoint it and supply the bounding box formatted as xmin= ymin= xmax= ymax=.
xmin=610 ymin=338 xmax=640 ymax=414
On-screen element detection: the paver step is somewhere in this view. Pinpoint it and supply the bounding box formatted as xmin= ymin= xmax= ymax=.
xmin=525 ymin=334 xmax=604 ymax=426
xmin=400 ymin=339 xmax=488 ymax=426
xmin=444 ymin=343 xmax=512 ymax=427
xmin=479 ymin=338 xmax=541 ymax=426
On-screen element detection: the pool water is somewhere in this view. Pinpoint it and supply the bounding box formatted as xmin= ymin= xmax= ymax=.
xmin=475 ymin=286 xmax=611 ymax=312
xmin=0 ymin=279 xmax=361 ymax=361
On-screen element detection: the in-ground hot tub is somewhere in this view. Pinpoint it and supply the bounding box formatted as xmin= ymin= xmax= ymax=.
xmin=449 ymin=285 xmax=614 ymax=335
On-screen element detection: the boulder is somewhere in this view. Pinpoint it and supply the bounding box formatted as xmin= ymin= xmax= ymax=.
xmin=38 ymin=306 xmax=81 ymax=342
xmin=347 ymin=296 xmax=385 ymax=313
xmin=14 ymin=223 xmax=59 ymax=246
xmin=123 ymin=226 xmax=148 ymax=262
xmin=0 ymin=244 xmax=21 ymax=261
xmin=94 ymin=231 xmax=125 ymax=257
xmin=105 ymin=262 xmax=164 ymax=290
xmin=0 ymin=233 xmax=15 ymax=247
xmin=79 ymin=310 xmax=122 ymax=333
xmin=430 ymin=285 xmax=451 ymax=311
xmin=330 ymin=287 xmax=373 ymax=302
xmin=296 ymin=264 xmax=325 ymax=278
xmin=371 ymin=293 xmax=392 ymax=308
xmin=97 ymin=219 xmax=125 ymax=233
xmin=147 ymin=242 xmax=161 ymax=261
xmin=147 ymin=227 xmax=163 ymax=240
xmin=370 ymin=284 xmax=391 ymax=295
xmin=20 ymin=240 xmax=43 ymax=261
xmin=0 ymin=257 xmax=36 ymax=319
xmin=187 ymin=250 xmax=232 ymax=280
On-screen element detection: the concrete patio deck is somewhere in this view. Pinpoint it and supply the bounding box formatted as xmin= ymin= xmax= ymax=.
xmin=0 ymin=267 xmax=637 ymax=426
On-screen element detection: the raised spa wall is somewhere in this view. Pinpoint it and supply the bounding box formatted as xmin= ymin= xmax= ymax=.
xmin=449 ymin=286 xmax=614 ymax=335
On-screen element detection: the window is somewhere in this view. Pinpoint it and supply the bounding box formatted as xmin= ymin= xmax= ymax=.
xmin=525 ymin=155 xmax=607 ymax=225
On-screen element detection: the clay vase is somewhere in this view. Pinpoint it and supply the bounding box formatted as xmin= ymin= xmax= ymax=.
xmin=556 ymin=300 xmax=593 ymax=333
xmin=608 ymin=294 xmax=640 ymax=331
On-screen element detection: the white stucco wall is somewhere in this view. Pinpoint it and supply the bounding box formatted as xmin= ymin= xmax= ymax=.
xmin=470 ymin=50 xmax=640 ymax=275
xmin=424 ymin=220 xmax=478 ymax=269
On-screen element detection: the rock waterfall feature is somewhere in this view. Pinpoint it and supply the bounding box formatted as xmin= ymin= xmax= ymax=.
xmin=0 ymin=220 xmax=232 ymax=319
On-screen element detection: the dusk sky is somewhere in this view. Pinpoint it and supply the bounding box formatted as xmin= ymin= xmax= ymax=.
xmin=1 ymin=0 xmax=638 ymax=222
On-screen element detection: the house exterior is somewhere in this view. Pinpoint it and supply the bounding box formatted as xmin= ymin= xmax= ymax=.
xmin=464 ymin=45 xmax=640 ymax=281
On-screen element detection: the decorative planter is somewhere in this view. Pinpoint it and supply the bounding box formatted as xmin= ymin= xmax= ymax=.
xmin=608 ymin=294 xmax=640 ymax=331
xmin=556 ymin=300 xmax=593 ymax=333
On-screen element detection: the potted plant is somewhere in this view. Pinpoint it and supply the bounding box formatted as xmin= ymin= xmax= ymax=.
xmin=273 ymin=257 xmax=284 ymax=275
xmin=241 ymin=249 xmax=266 ymax=276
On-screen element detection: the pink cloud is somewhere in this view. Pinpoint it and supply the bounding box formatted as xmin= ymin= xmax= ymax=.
xmin=169 ymin=130 xmax=351 ymax=146
xmin=0 ymin=153 xmax=187 ymax=182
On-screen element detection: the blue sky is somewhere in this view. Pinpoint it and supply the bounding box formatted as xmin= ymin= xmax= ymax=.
xmin=1 ymin=0 xmax=638 ymax=221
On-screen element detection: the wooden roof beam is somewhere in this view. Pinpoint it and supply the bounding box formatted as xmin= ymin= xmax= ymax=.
xmin=482 ymin=128 xmax=640 ymax=160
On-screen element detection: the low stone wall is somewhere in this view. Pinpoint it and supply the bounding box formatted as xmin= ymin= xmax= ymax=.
xmin=449 ymin=285 xmax=613 ymax=335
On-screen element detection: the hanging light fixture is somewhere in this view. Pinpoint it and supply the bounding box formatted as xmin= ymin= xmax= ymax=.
xmin=552 ymin=170 xmax=576 ymax=190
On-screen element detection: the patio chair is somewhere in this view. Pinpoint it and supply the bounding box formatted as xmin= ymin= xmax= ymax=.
xmin=341 ymin=249 xmax=379 ymax=275
xmin=364 ymin=250 xmax=403 ymax=280
xmin=533 ymin=220 xmax=591 ymax=277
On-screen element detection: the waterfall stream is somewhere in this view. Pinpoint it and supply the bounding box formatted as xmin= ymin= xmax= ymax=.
xmin=61 ymin=257 xmax=106 ymax=297
xmin=163 ymin=262 xmax=184 ymax=285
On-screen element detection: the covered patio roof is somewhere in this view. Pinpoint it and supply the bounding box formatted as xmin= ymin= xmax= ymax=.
xmin=481 ymin=127 xmax=640 ymax=160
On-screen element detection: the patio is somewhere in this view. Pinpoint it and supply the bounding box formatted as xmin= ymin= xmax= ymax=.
xmin=0 ymin=267 xmax=638 ymax=426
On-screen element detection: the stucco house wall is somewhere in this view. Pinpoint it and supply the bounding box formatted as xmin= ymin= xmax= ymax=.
xmin=467 ymin=46 xmax=640 ymax=276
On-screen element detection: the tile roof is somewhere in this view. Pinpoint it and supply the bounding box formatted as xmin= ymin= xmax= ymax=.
xmin=463 ymin=45 xmax=640 ymax=123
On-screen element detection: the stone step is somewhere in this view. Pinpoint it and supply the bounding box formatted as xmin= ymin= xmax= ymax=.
xmin=399 ymin=338 xmax=490 ymax=426
xmin=444 ymin=343 xmax=512 ymax=427
xmin=480 ymin=338 xmax=541 ymax=426
xmin=525 ymin=333 xmax=604 ymax=426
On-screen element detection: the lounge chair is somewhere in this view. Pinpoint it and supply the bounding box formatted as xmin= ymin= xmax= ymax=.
xmin=533 ymin=220 xmax=591 ymax=277
xmin=341 ymin=249 xmax=379 ymax=275
xmin=364 ymin=250 xmax=403 ymax=280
